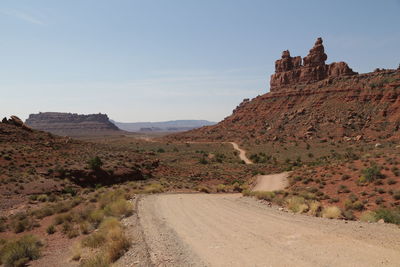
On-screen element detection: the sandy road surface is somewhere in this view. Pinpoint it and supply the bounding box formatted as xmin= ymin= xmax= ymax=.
xmin=229 ymin=142 xmax=288 ymax=191
xmin=252 ymin=172 xmax=289 ymax=192
xmin=230 ymin=142 xmax=253 ymax=164
xmin=139 ymin=193 xmax=400 ymax=267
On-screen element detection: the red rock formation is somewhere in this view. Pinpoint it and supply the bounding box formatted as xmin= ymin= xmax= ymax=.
xmin=25 ymin=112 xmax=121 ymax=136
xmin=270 ymin=38 xmax=357 ymax=92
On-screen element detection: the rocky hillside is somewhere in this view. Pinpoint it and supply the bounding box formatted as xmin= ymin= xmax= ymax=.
xmin=169 ymin=38 xmax=400 ymax=143
xmin=25 ymin=112 xmax=121 ymax=136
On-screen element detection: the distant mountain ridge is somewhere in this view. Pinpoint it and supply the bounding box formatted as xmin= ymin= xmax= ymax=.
xmin=112 ymin=120 xmax=216 ymax=132
xmin=25 ymin=112 xmax=121 ymax=136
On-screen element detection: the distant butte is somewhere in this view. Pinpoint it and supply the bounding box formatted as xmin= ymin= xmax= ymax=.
xmin=25 ymin=112 xmax=121 ymax=137
xmin=270 ymin=37 xmax=357 ymax=91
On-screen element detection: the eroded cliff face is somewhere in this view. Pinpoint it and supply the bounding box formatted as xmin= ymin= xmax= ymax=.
xmin=270 ymin=38 xmax=357 ymax=91
xmin=25 ymin=112 xmax=120 ymax=136
xmin=168 ymin=40 xmax=400 ymax=144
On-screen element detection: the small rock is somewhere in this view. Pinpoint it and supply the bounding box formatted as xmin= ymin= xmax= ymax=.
xmin=355 ymin=135 xmax=363 ymax=141
xmin=343 ymin=136 xmax=352 ymax=142
xmin=378 ymin=219 xmax=385 ymax=224
xmin=375 ymin=143 xmax=383 ymax=148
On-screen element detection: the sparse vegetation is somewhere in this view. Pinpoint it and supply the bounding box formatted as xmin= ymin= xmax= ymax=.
xmin=0 ymin=235 xmax=42 ymax=267
xmin=322 ymin=206 xmax=341 ymax=219
xmin=87 ymin=156 xmax=103 ymax=171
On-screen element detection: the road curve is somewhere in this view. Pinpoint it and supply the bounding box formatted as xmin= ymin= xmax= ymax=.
xmin=230 ymin=142 xmax=253 ymax=164
xmin=139 ymin=193 xmax=400 ymax=267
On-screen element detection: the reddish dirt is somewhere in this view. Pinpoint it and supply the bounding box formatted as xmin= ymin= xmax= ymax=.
xmin=168 ymin=70 xmax=400 ymax=144
xmin=288 ymin=156 xmax=400 ymax=216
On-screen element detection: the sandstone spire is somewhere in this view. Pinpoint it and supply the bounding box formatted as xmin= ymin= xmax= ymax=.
xmin=270 ymin=38 xmax=357 ymax=91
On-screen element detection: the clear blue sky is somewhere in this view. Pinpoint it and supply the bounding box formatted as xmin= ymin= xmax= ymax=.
xmin=1 ymin=0 xmax=399 ymax=122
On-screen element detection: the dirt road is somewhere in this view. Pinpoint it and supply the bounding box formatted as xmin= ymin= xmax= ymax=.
xmin=230 ymin=142 xmax=253 ymax=164
xmin=139 ymin=193 xmax=400 ymax=267
xmin=252 ymin=172 xmax=289 ymax=192
xmin=229 ymin=142 xmax=288 ymax=191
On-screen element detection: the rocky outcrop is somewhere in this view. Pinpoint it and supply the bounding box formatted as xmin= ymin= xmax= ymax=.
xmin=270 ymin=38 xmax=357 ymax=91
xmin=25 ymin=112 xmax=120 ymax=136
xmin=169 ymin=69 xmax=400 ymax=143
xmin=1 ymin=115 xmax=32 ymax=131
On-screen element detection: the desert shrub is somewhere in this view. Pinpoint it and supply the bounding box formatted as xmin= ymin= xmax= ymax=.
xmin=241 ymin=190 xmax=253 ymax=197
xmin=341 ymin=174 xmax=350 ymax=181
xmin=0 ymin=235 xmax=42 ymax=267
xmin=104 ymin=199 xmax=133 ymax=218
xmin=143 ymin=183 xmax=164 ymax=194
xmin=308 ymin=201 xmax=321 ymax=216
xmin=361 ymin=165 xmax=384 ymax=183
xmin=87 ymin=156 xmax=103 ymax=171
xmin=10 ymin=214 xmax=37 ymax=234
xmin=70 ymin=244 xmax=81 ymax=261
xmin=80 ymin=254 xmax=110 ymax=267
xmin=198 ymin=186 xmax=211 ymax=193
xmin=352 ymin=201 xmax=364 ymax=211
xmin=344 ymin=199 xmax=364 ymax=211
xmin=32 ymin=205 xmax=54 ymax=219
xmin=198 ymin=157 xmax=208 ymax=164
xmin=232 ymin=182 xmax=243 ymax=192
xmin=99 ymin=190 xmax=122 ymax=208
xmin=88 ymin=209 xmax=105 ymax=228
xmin=53 ymin=212 xmax=75 ymax=225
xmin=0 ymin=217 xmax=7 ymax=232
xmin=342 ymin=210 xmax=355 ymax=220
xmin=82 ymin=218 xmax=130 ymax=264
xmin=286 ymin=196 xmax=308 ymax=213
xmin=322 ymin=206 xmax=341 ymax=219
xmin=79 ymin=221 xmax=92 ymax=235
xmin=46 ymin=225 xmax=56 ymax=235
xmin=82 ymin=232 xmax=106 ymax=248
xmin=105 ymin=227 xmax=130 ymax=262
xmin=157 ymin=148 xmax=165 ymax=153
xmin=254 ymin=191 xmax=275 ymax=201
xmin=392 ymin=191 xmax=400 ymax=200
xmin=67 ymin=228 xmax=79 ymax=239
xmin=374 ymin=208 xmax=400 ymax=225
xmin=216 ymin=184 xmax=227 ymax=193
xmin=360 ymin=211 xmax=378 ymax=223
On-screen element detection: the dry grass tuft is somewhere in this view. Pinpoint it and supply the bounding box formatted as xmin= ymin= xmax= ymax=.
xmin=322 ymin=206 xmax=342 ymax=219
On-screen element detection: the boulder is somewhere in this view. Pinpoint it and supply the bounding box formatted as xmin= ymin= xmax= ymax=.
xmin=9 ymin=116 xmax=24 ymax=127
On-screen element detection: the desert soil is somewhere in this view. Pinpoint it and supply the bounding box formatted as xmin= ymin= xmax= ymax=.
xmin=138 ymin=193 xmax=400 ymax=267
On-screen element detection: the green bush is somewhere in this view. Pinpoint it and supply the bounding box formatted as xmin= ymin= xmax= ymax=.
xmin=361 ymin=164 xmax=384 ymax=183
xmin=0 ymin=235 xmax=42 ymax=267
xmin=88 ymin=156 xmax=103 ymax=171
xmin=375 ymin=208 xmax=400 ymax=225
xmin=360 ymin=211 xmax=377 ymax=223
